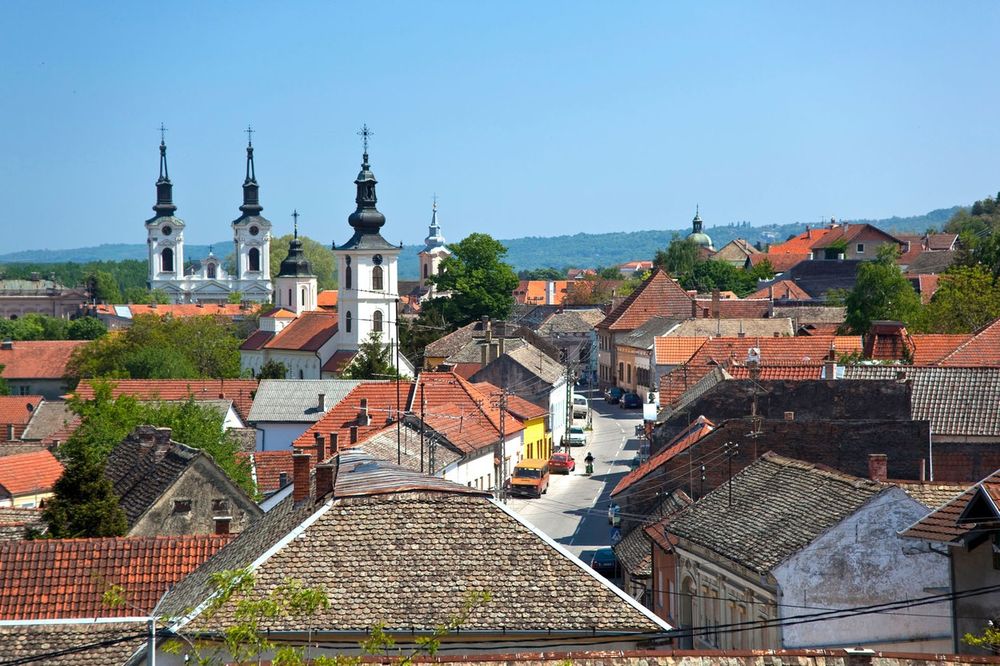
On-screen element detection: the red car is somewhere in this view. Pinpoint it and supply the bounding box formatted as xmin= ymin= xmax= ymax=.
xmin=548 ymin=452 xmax=575 ymax=474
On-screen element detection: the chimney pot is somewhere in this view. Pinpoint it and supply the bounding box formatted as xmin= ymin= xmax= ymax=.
xmin=214 ymin=516 xmax=231 ymax=536
xmin=358 ymin=398 xmax=370 ymax=426
xmin=784 ymin=411 xmax=795 ymax=421
xmin=315 ymin=463 xmax=335 ymax=497
xmin=824 ymin=360 xmax=837 ymax=380
xmin=868 ymin=453 xmax=888 ymax=483
xmin=314 ymin=432 xmax=326 ymax=462
xmin=691 ymin=299 xmax=698 ymax=318
xmin=292 ymin=453 xmax=311 ymax=503
xmin=5 ymin=424 xmax=14 ymax=440
xmin=318 ymin=393 xmax=327 ymax=412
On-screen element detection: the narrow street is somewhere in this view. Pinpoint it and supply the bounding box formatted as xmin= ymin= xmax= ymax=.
xmin=507 ymin=389 xmax=643 ymax=566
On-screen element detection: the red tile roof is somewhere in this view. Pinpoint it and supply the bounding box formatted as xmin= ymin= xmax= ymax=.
xmin=927 ymin=233 xmax=958 ymax=251
xmin=750 ymin=253 xmax=810 ymax=272
xmin=693 ymin=298 xmax=771 ymax=319
xmin=938 ymin=317 xmax=1000 ymax=367
xmin=294 ymin=381 xmax=416 ymax=452
xmin=317 ymin=290 xmax=339 ymax=308
xmin=472 ymin=382 xmax=547 ymax=420
xmin=908 ymin=274 xmax=941 ymax=304
xmin=513 ymin=280 xmax=569 ymax=305
xmin=240 ymin=329 xmax=275 ymax=351
xmin=0 ymin=449 xmax=63 ymax=497
xmin=0 ymin=535 xmax=232 ymax=620
xmin=611 ymin=417 xmax=715 ymax=497
xmin=248 ymin=450 xmax=294 ymax=494
xmin=74 ymin=379 xmax=258 ymax=421
xmin=654 ymin=337 xmax=707 ymax=365
xmin=0 ymin=341 xmax=85 ymax=380
xmin=810 ymin=223 xmax=902 ymax=249
xmin=767 ymin=227 xmax=837 ymax=254
xmin=749 ymin=280 xmax=811 ymax=301
xmin=263 ymin=312 xmax=339 ymax=352
xmin=125 ymin=303 xmax=253 ymax=318
xmin=910 ymin=334 xmax=972 ymax=365
xmin=451 ymin=362 xmax=483 ymax=379
xmin=726 ymin=365 xmax=823 ymax=380
xmin=321 ymin=350 xmax=357 ymax=375
xmin=0 ymin=396 xmax=43 ymax=426
xmin=416 ymin=372 xmax=524 ymax=454
xmin=900 ymin=474 xmax=999 ymax=543
xmin=597 ymin=269 xmax=693 ymax=331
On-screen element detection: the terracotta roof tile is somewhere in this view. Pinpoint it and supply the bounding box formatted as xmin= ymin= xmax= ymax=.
xmin=0 ymin=449 xmax=63 ymax=496
xmin=317 ymin=290 xmax=339 ymax=308
xmin=612 ymin=417 xmax=715 ymax=497
xmin=513 ymin=280 xmax=569 ymax=305
xmin=597 ymin=269 xmax=693 ymax=331
xmin=726 ymin=365 xmax=823 ymax=380
xmin=0 ymin=340 xmax=85 ymax=380
xmin=910 ymin=333 xmax=971 ymax=365
xmin=692 ymin=298 xmax=771 ymax=319
xmin=249 ymin=450 xmax=294 ymax=494
xmin=320 ymin=350 xmax=358 ymax=375
xmin=654 ymin=337 xmax=707 ymax=365
xmin=938 ymin=317 xmax=1000 ymax=366
xmin=125 ymin=303 xmax=253 ymax=318
xmin=473 ymin=381 xmax=547 ymax=420
xmin=0 ymin=535 xmax=232 ymax=620
xmin=750 ymin=253 xmax=810 ymax=272
xmin=767 ymin=227 xmax=837 ymax=254
xmin=294 ymin=381 xmax=416 ymax=453
xmin=416 ymin=372 xmax=524 ymax=454
xmin=749 ymin=279 xmax=811 ymax=301
xmin=240 ymin=329 xmax=275 ymax=351
xmin=75 ymin=379 xmax=258 ymax=422
xmin=263 ymin=312 xmax=339 ymax=352
xmin=0 ymin=395 xmax=43 ymax=432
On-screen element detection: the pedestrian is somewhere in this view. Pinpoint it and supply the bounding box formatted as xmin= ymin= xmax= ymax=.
xmin=584 ymin=451 xmax=595 ymax=475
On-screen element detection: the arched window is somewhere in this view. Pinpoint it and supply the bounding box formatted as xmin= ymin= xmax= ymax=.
xmin=298 ymin=369 xmax=304 ymax=379
xmin=345 ymin=311 xmax=352 ymax=333
xmin=345 ymin=257 xmax=352 ymax=290
xmin=161 ymin=248 xmax=174 ymax=273
xmin=248 ymin=248 xmax=261 ymax=272
xmin=287 ymin=289 xmax=292 ymax=306
xmin=423 ymin=263 xmax=429 ymax=279
xmin=301 ymin=287 xmax=306 ymax=307
xmin=372 ymin=265 xmax=383 ymax=291
xmin=373 ymin=310 xmax=383 ymax=332
xmin=207 ymin=263 xmax=217 ymax=279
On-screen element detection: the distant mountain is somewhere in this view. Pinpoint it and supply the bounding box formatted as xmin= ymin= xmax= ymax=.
xmin=0 ymin=205 xmax=966 ymax=280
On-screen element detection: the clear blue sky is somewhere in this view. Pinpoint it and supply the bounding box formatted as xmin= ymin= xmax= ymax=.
xmin=2 ymin=2 xmax=999 ymax=253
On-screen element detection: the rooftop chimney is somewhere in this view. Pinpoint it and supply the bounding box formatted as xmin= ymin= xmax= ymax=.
xmin=314 ymin=432 xmax=326 ymax=462
xmin=824 ymin=359 xmax=837 ymax=380
xmin=358 ymin=398 xmax=370 ymax=426
xmin=278 ymin=471 xmax=288 ymax=489
xmin=1 ymin=340 xmax=12 ymax=351
xmin=868 ymin=454 xmax=888 ymax=483
xmin=214 ymin=516 xmax=231 ymax=536
xmin=350 ymin=425 xmax=358 ymax=445
xmin=712 ymin=289 xmax=721 ymax=319
xmin=329 ymin=432 xmax=339 ymax=454
xmin=784 ymin=411 xmax=795 ymax=421
xmin=315 ymin=462 xmax=336 ymax=497
xmin=691 ymin=299 xmax=698 ymax=318
xmin=292 ymin=452 xmax=311 ymax=503
xmin=318 ymin=393 xmax=327 ymax=412
xmin=5 ymin=424 xmax=13 ymax=441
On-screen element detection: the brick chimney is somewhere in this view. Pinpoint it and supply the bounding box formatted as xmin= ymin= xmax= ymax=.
xmin=292 ymin=452 xmax=311 ymax=503
xmin=315 ymin=462 xmax=336 ymax=497
xmin=214 ymin=516 xmax=231 ymax=535
xmin=350 ymin=425 xmax=358 ymax=445
xmin=6 ymin=424 xmax=13 ymax=440
xmin=318 ymin=393 xmax=327 ymax=412
xmin=691 ymin=299 xmax=698 ymax=318
xmin=711 ymin=289 xmax=721 ymax=319
xmin=329 ymin=432 xmax=339 ymax=454
xmin=358 ymin=398 xmax=370 ymax=426
xmin=314 ymin=432 xmax=326 ymax=462
xmin=868 ymin=454 xmax=888 ymax=482
xmin=824 ymin=359 xmax=837 ymax=380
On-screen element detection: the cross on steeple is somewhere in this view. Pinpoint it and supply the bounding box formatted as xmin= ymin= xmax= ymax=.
xmin=357 ymin=124 xmax=374 ymax=153
xmin=245 ymin=124 xmax=254 ymax=146
xmin=432 ymin=193 xmax=438 ymax=211
xmin=159 ymin=123 xmax=168 ymax=144
xmin=292 ymin=209 xmax=299 ymax=238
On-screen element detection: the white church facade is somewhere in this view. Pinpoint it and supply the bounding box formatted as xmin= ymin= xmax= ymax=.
xmin=240 ymin=134 xmax=415 ymax=379
xmin=145 ymin=133 xmax=273 ymax=304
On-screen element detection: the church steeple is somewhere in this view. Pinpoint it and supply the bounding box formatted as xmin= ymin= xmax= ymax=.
xmin=423 ymin=196 xmax=446 ymax=251
xmin=278 ymin=210 xmax=313 ymax=277
xmin=239 ymin=125 xmax=263 ymax=216
xmin=152 ymin=124 xmax=176 ymax=218
xmin=347 ymin=124 xmax=386 ymax=234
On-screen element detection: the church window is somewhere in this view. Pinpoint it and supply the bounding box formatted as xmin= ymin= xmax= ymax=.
xmin=372 ymin=265 xmax=384 ymax=291
xmin=423 ymin=264 xmax=429 ymax=279
xmin=346 ymin=311 xmax=352 ymax=333
xmin=248 ymin=248 xmax=261 ymax=272
xmin=345 ymin=257 xmax=352 ymax=290
xmin=161 ymin=225 xmax=172 ymax=236
xmin=287 ymin=289 xmax=292 ymax=306
xmin=373 ymin=310 xmax=383 ymax=332
xmin=207 ymin=263 xmax=217 ymax=279
xmin=249 ymin=225 xmax=259 ymax=236
xmin=161 ymin=248 xmax=174 ymax=273
xmin=299 ymin=369 xmax=304 ymax=379
xmin=301 ymin=288 xmax=306 ymax=307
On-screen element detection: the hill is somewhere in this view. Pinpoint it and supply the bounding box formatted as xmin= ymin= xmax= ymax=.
xmin=0 ymin=205 xmax=966 ymax=280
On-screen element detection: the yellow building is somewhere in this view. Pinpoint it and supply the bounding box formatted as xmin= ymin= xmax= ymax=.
xmin=505 ymin=394 xmax=553 ymax=461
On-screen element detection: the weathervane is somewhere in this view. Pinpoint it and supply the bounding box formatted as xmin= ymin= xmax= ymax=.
xmin=357 ymin=124 xmax=374 ymax=153
xmin=245 ymin=124 xmax=254 ymax=146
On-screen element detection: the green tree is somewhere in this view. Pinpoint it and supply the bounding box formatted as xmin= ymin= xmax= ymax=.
xmin=596 ymin=266 xmax=624 ymax=280
xmin=399 ymin=310 xmax=450 ymax=370
xmin=85 ymin=270 xmax=123 ymax=304
xmin=654 ymin=235 xmax=700 ymax=276
xmin=67 ymin=316 xmax=107 ymax=340
xmin=747 ymin=258 xmax=776 ymax=282
xmin=342 ymin=330 xmax=396 ymax=380
xmin=426 ymin=233 xmax=519 ymax=326
xmin=124 ymin=287 xmax=172 ymax=304
xmin=257 ymin=359 xmax=288 ymax=379
xmin=233 ymin=234 xmax=337 ymax=290
xmin=0 ymin=365 xmax=8 ymax=396
xmin=679 ymin=260 xmax=758 ymax=297
xmin=518 ymin=267 xmax=565 ymax=280
xmin=42 ymin=458 xmax=128 ymax=538
xmin=227 ymin=291 xmax=243 ymax=304
xmin=844 ymin=245 xmax=922 ymax=334
xmin=919 ymin=265 xmax=1000 ymax=333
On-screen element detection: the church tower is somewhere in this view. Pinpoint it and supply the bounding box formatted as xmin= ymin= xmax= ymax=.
xmin=418 ymin=197 xmax=450 ymax=298
xmin=274 ymin=211 xmax=317 ymax=316
xmin=146 ymin=127 xmax=186 ymax=299
xmin=333 ymin=126 xmax=400 ymax=352
xmin=231 ymin=128 xmax=273 ymax=301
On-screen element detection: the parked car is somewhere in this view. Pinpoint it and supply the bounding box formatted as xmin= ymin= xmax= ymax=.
xmin=621 ymin=392 xmax=642 ymax=409
xmin=566 ymin=425 xmax=588 ymax=447
xmin=572 ymin=393 xmax=588 ymax=418
xmin=507 ymin=459 xmax=550 ymax=498
xmin=590 ymin=547 xmax=618 ymax=575
xmin=548 ymin=452 xmax=575 ymax=474
xmin=605 ymin=387 xmax=624 ymax=404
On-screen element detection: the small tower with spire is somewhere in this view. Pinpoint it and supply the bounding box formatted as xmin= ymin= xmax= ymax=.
xmin=333 ymin=124 xmax=401 ymax=352
xmin=145 ymin=124 xmax=187 ymax=297
xmin=231 ymin=126 xmax=273 ymax=301
xmin=686 ymin=205 xmax=715 ymax=251
xmin=418 ymin=195 xmax=451 ymax=297
xmin=274 ymin=210 xmax=317 ymax=316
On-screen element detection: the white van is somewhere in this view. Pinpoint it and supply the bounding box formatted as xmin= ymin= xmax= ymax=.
xmin=572 ymin=394 xmax=588 ymax=418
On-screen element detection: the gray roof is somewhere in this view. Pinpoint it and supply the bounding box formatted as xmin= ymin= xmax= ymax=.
xmin=18 ymin=401 xmax=74 ymax=442
xmin=447 ymin=337 xmax=528 ymax=364
xmin=506 ymin=343 xmax=565 ymax=384
xmin=0 ymin=622 xmax=146 ymax=665
xmin=360 ymin=423 xmax=462 ymax=475
xmin=771 ymin=305 xmax=847 ymax=325
xmin=615 ymin=317 xmax=680 ymax=349
xmin=162 ymin=449 xmax=667 ymax=636
xmin=536 ymin=308 xmax=605 ymax=335
xmin=336 ymin=230 xmax=399 ymax=251
xmin=613 ymin=492 xmax=692 ymax=578
xmin=843 ymin=366 xmax=1000 ymax=437
xmin=665 ymin=452 xmax=887 ymax=574
xmin=666 ymin=318 xmax=795 ymax=338
xmin=906 ymin=250 xmax=956 ymax=275
xmin=657 ymin=366 xmax=731 ymax=421
xmin=247 ymin=379 xmax=365 ymax=423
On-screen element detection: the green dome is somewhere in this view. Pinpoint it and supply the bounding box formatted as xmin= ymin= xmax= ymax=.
xmin=687 ymin=231 xmax=714 ymax=249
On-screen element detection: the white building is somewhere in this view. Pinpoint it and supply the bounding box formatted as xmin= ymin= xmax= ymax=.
xmin=145 ymin=133 xmax=273 ymax=304
xmin=418 ymin=199 xmax=450 ymax=298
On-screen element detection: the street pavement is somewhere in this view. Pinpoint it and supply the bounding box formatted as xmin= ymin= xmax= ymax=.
xmin=507 ymin=388 xmax=643 ymax=567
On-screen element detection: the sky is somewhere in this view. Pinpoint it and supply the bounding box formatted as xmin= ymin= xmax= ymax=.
xmin=2 ymin=1 xmax=1000 ymax=253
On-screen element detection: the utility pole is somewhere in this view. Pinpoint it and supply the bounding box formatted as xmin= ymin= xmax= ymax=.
xmin=725 ymin=441 xmax=739 ymax=507
xmin=395 ymin=298 xmax=401 ymax=465
xmin=495 ymin=389 xmax=508 ymax=502
xmin=563 ymin=351 xmax=573 ymax=454
xmin=419 ymin=382 xmax=426 ymax=474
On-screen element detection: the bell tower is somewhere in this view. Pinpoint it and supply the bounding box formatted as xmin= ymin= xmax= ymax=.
xmin=418 ymin=196 xmax=450 ymax=298
xmin=146 ymin=124 xmax=186 ymax=300
xmin=232 ymin=126 xmax=273 ymax=302
xmin=332 ymin=125 xmax=400 ymax=352
xmin=274 ymin=211 xmax=317 ymax=316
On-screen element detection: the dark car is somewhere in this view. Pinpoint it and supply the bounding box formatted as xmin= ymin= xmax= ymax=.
xmin=605 ymin=387 xmax=624 ymax=404
xmin=548 ymin=452 xmax=575 ymax=474
xmin=621 ymin=392 xmax=642 ymax=409
xmin=590 ymin=547 xmax=617 ymax=575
